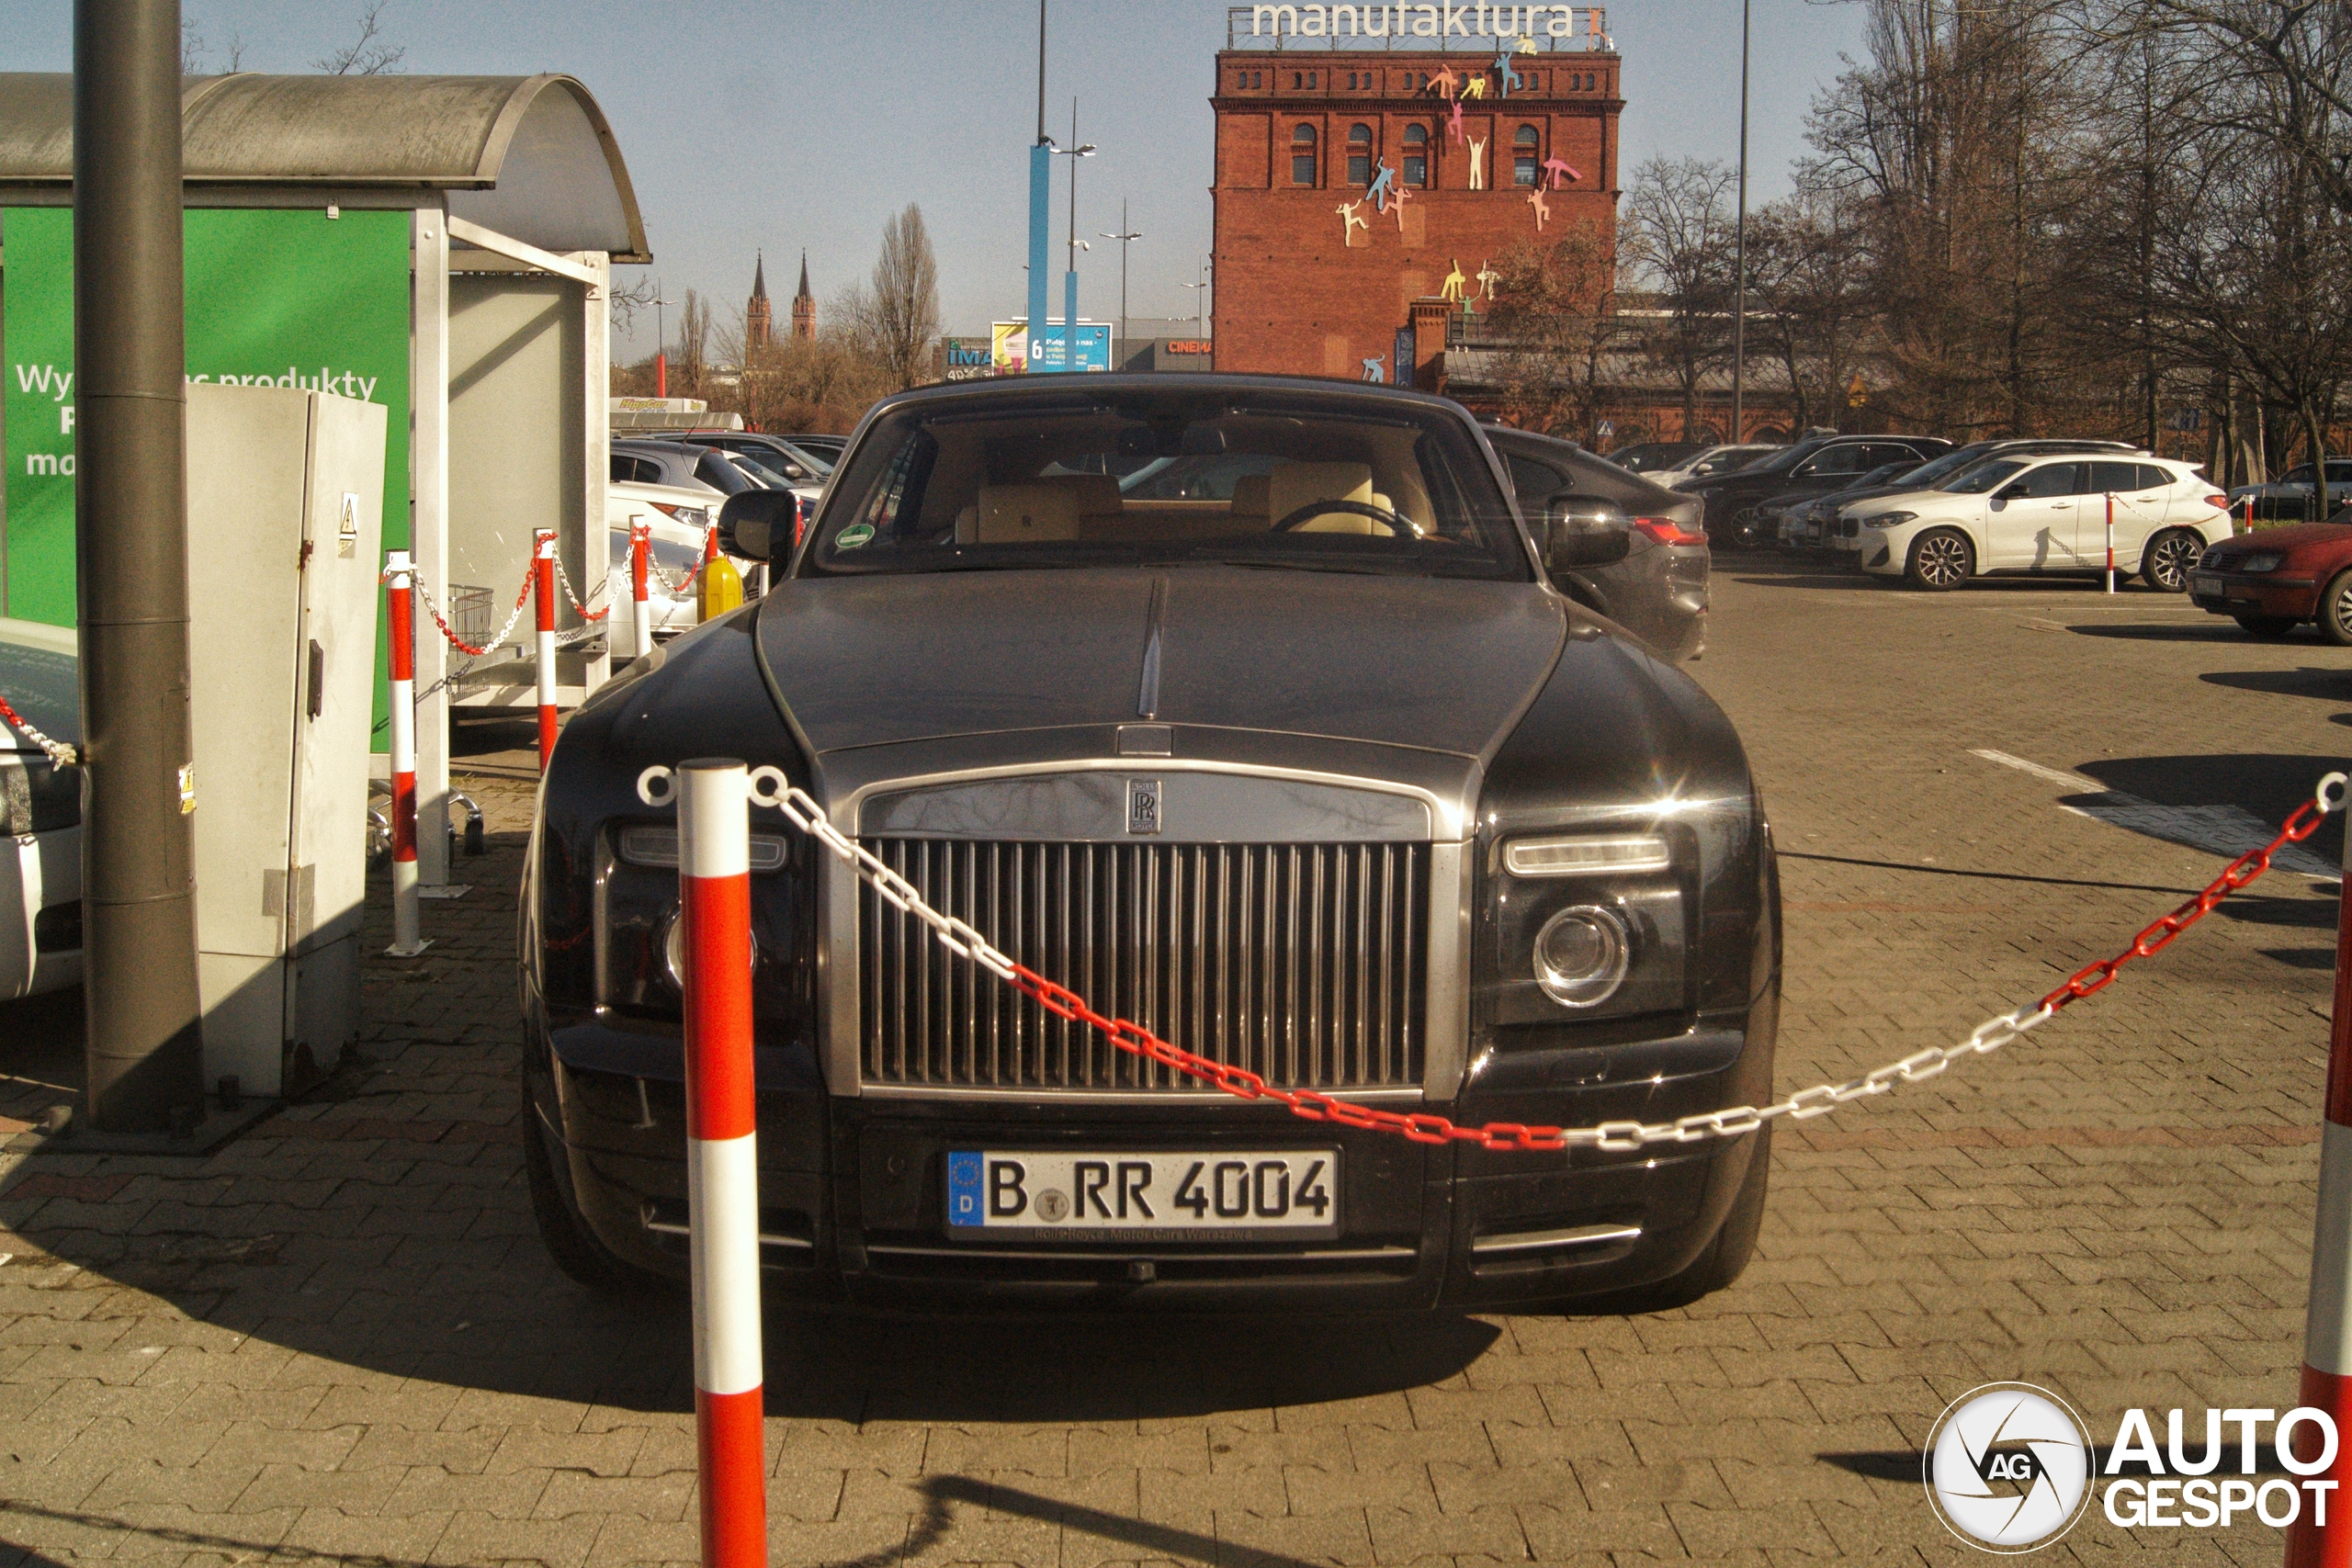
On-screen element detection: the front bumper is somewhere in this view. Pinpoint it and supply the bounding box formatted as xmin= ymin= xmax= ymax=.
xmin=1857 ymin=530 xmax=1905 ymax=575
xmin=2187 ymin=570 xmax=2316 ymax=620
xmin=525 ymin=1003 xmax=1771 ymax=1313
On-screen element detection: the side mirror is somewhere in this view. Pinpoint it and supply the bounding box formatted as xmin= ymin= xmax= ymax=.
xmin=716 ymin=490 xmax=799 ymax=562
xmin=1544 ymin=494 xmax=1632 ymax=570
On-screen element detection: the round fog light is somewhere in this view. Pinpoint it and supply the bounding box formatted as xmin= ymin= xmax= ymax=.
xmin=1533 ymin=906 xmax=1631 ymax=1008
xmin=661 ymin=908 xmax=758 ymax=990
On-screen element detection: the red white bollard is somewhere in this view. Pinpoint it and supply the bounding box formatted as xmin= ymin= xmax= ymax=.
xmin=2105 ymin=492 xmax=2117 ymax=595
xmin=630 ymin=517 xmax=653 ymax=661
xmin=534 ymin=529 xmax=559 ymax=771
xmin=677 ymin=761 xmax=767 ymax=1568
xmin=2289 ymin=795 xmax=2352 ymax=1568
xmin=384 ymin=551 xmax=428 ymax=957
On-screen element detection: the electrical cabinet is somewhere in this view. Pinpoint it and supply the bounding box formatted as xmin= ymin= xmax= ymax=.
xmin=186 ymin=384 xmax=386 ymax=1099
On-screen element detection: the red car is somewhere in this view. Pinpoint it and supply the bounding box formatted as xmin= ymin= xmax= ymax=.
xmin=2188 ymin=510 xmax=2352 ymax=641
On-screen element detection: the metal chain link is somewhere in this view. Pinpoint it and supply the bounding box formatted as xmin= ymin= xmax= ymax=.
xmin=634 ymin=766 xmax=2347 ymax=1156
xmin=409 ymin=565 xmax=534 ymax=660
xmin=553 ymin=554 xmax=612 ymax=624
xmin=0 ymin=692 xmax=77 ymax=768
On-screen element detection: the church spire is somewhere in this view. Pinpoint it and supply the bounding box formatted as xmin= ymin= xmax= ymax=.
xmin=791 ymin=250 xmax=816 ymax=341
xmin=745 ymin=250 xmax=774 ymax=350
xmin=752 ymin=250 xmax=768 ymax=302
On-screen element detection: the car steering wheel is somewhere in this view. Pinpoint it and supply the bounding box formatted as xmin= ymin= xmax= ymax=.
xmin=1268 ymin=500 xmax=1425 ymax=538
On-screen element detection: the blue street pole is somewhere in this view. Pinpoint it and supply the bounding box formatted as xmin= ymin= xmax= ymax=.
xmin=1026 ymin=1 xmax=1049 ymax=373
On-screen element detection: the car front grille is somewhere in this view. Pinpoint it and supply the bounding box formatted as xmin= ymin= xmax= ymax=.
xmin=858 ymin=839 xmax=1430 ymax=1093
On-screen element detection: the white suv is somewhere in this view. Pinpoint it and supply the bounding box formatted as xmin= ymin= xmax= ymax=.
xmin=1849 ymin=454 xmax=2233 ymax=592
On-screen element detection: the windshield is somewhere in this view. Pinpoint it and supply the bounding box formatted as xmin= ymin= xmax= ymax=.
xmin=729 ymin=451 xmax=799 ymax=488
xmin=805 ymin=389 xmax=1531 ymax=581
xmin=1943 ymin=458 xmax=2028 ymax=495
xmin=1895 ymin=442 xmax=1998 ymax=489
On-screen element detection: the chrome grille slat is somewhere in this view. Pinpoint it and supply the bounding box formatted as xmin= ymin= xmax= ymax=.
xmin=859 ymin=839 xmax=1428 ymax=1093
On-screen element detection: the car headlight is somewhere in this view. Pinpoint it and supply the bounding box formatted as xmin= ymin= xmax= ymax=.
xmin=1864 ymin=512 xmax=1916 ymax=531
xmin=1532 ymin=906 xmax=1632 ymax=1008
xmin=2241 ymin=551 xmax=2283 ymax=572
xmin=1504 ymin=833 xmax=1669 ymax=877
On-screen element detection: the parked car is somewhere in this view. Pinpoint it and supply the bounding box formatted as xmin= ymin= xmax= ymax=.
xmin=2226 ymin=460 xmax=2352 ymax=524
xmin=1822 ymin=439 xmax=2147 ymax=562
xmin=1679 ymin=434 xmax=1954 ymax=544
xmin=609 ymin=439 xmax=764 ymax=500
xmin=2188 ymin=508 xmax=2352 ymax=640
xmin=0 ymin=616 xmax=82 ymax=1000
xmin=1485 ymin=424 xmax=1712 ymax=660
xmin=1769 ymin=464 xmax=1912 ymax=550
xmin=523 ymin=373 xmax=1781 ymax=1314
xmin=1649 ymin=444 xmax=1777 ymax=488
xmin=778 ymin=433 xmax=848 ymax=464
xmin=1605 ymin=440 xmax=1710 ymax=476
xmin=682 ymin=431 xmax=836 ymax=484
xmin=1849 ymin=454 xmax=2232 ymax=591
xmin=604 ymin=482 xmax=729 ymax=638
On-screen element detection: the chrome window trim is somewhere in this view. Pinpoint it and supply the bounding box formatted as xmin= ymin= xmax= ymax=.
xmin=817 ymin=758 xmax=1468 ymax=1103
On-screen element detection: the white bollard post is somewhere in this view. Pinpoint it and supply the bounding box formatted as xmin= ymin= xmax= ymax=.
xmin=534 ymin=528 xmax=559 ymax=771
xmin=2105 ymin=492 xmax=2116 ymax=595
xmin=384 ymin=552 xmax=429 ymax=956
xmin=676 ymin=760 xmax=767 ymax=1568
xmin=630 ymin=517 xmax=653 ymax=661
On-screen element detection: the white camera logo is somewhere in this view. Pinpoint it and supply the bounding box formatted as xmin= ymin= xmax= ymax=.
xmin=1924 ymin=1383 xmax=2095 ymax=1552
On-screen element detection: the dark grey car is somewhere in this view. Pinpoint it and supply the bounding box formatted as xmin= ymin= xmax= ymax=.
xmin=1484 ymin=426 xmax=1710 ymax=660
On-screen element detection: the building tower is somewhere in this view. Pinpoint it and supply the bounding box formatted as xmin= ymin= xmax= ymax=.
xmin=791 ymin=250 xmax=816 ymax=341
xmin=744 ymin=252 xmax=772 ymax=352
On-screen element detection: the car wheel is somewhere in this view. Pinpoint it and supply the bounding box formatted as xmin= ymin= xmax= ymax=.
xmin=2320 ymin=571 xmax=2352 ymax=647
xmin=2232 ymin=615 xmax=2300 ymax=639
xmin=1585 ymin=1123 xmax=1772 ymax=1314
xmin=1903 ymin=528 xmax=1973 ymax=591
xmin=521 ymin=1063 xmax=673 ymax=1295
xmin=2140 ymin=527 xmax=2205 ymax=592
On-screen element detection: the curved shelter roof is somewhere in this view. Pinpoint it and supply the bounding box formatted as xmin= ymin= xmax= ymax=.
xmin=0 ymin=72 xmax=648 ymax=262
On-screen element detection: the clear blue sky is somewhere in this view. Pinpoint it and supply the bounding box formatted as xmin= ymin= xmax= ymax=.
xmin=0 ymin=0 xmax=1867 ymax=359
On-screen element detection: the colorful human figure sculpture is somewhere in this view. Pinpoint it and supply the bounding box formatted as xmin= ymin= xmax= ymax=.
xmin=1366 ymin=159 xmax=1396 ymax=213
xmin=1543 ymin=156 xmax=1583 ymax=189
xmin=1337 ymin=199 xmax=1369 ymax=243
xmin=1492 ymin=49 xmax=1522 ymax=95
xmin=1526 ymin=186 xmax=1551 ymax=230
xmin=1390 ymin=183 xmax=1416 ymax=231
xmin=1431 ymin=63 xmax=1461 ymax=98
xmin=1440 ymin=258 xmax=1469 ymax=304
xmin=1468 ymin=137 xmax=1487 ymax=190
xmin=1447 ymin=98 xmax=1465 ymax=143
xmin=1362 ymin=355 xmax=1386 ymax=383
xmin=1461 ymin=76 xmax=1487 ymax=98
xmin=1476 ymin=258 xmax=1503 ymax=304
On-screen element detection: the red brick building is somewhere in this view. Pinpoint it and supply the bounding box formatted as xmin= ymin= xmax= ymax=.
xmin=1211 ymin=42 xmax=1623 ymax=388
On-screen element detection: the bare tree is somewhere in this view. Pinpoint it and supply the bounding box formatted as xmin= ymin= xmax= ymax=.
xmin=181 ymin=14 xmax=244 ymax=73
xmin=1744 ymin=186 xmax=1872 ymax=434
xmin=859 ymin=205 xmax=943 ymax=393
xmin=1479 ymin=223 xmax=1626 ymax=442
xmin=314 ymin=1 xmax=405 ymax=75
xmin=673 ymin=289 xmax=712 ymax=399
xmin=1622 ymin=157 xmax=1738 ymax=437
xmin=606 ymin=275 xmax=663 ymax=337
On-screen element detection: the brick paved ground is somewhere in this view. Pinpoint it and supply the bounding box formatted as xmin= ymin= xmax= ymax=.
xmin=2 ymin=562 xmax=2345 ymax=1567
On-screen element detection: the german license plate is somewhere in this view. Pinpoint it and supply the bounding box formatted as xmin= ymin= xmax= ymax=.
xmin=946 ymin=1149 xmax=1340 ymax=1239
xmin=2189 ymin=572 xmax=2221 ymax=594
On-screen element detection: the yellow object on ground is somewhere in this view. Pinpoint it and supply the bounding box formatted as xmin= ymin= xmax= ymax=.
xmin=699 ymin=553 xmax=743 ymax=620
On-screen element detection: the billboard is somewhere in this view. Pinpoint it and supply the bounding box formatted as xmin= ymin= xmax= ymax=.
xmin=993 ymin=321 xmax=1112 ymax=375
xmin=3 ymin=206 xmax=412 ymax=628
xmin=940 ymin=336 xmax=994 ymax=381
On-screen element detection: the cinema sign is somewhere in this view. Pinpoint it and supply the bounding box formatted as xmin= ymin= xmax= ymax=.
xmin=1248 ymin=3 xmax=1597 ymax=39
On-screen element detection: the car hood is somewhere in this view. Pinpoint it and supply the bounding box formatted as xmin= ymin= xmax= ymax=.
xmin=2210 ymin=521 xmax=2352 ymax=558
xmin=753 ymin=567 xmax=1566 ymax=759
xmin=1847 ymin=487 xmax=1964 ymax=518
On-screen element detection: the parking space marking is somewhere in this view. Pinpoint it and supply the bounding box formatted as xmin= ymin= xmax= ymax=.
xmin=1970 ymin=747 xmax=2339 ymax=877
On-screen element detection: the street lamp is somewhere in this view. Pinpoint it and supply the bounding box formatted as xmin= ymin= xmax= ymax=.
xmin=1729 ymin=0 xmax=1750 ymax=443
xmin=1049 ymin=100 xmax=1096 ymax=372
xmin=1182 ymin=254 xmax=1213 ymax=341
xmin=1100 ymin=200 xmax=1143 ymax=367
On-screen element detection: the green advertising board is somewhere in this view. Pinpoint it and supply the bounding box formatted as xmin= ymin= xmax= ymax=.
xmin=2 ymin=205 xmax=411 ymax=627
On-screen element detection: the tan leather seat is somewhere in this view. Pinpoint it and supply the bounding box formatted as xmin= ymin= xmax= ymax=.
xmin=1229 ymin=473 xmax=1271 ymax=523
xmin=1265 ymin=461 xmax=1380 ymax=535
xmin=962 ymin=476 xmax=1124 ymax=543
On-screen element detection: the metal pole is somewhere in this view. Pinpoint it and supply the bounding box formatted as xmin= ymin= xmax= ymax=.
xmin=1102 ymin=202 xmax=1143 ymax=369
xmin=1027 ymin=1 xmax=1051 ymax=373
xmin=1730 ymin=0 xmax=1749 ymax=444
xmin=1065 ymin=99 xmax=1080 ymax=371
xmin=75 ymin=0 xmax=206 ymax=1134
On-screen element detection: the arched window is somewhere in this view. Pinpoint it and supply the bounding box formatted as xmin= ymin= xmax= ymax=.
xmin=1513 ymin=124 xmax=1541 ymax=186
xmin=1347 ymin=124 xmax=1374 ymax=186
xmin=1402 ymin=123 xmax=1429 ymax=187
xmin=1292 ymin=123 xmax=1318 ymax=186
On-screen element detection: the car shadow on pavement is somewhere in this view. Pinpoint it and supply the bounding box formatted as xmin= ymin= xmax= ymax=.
xmin=2201 ymin=667 xmax=2352 ymax=700
xmin=2072 ymin=752 xmax=2347 ymax=868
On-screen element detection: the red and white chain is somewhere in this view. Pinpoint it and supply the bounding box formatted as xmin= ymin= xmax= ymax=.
xmin=643 ymin=525 xmax=719 ymax=595
xmin=0 ymin=693 xmax=76 ymax=768
xmin=635 ymin=766 xmax=2346 ymax=1156
xmin=410 ymin=565 xmax=534 ymax=660
xmin=553 ymin=553 xmax=612 ymax=624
